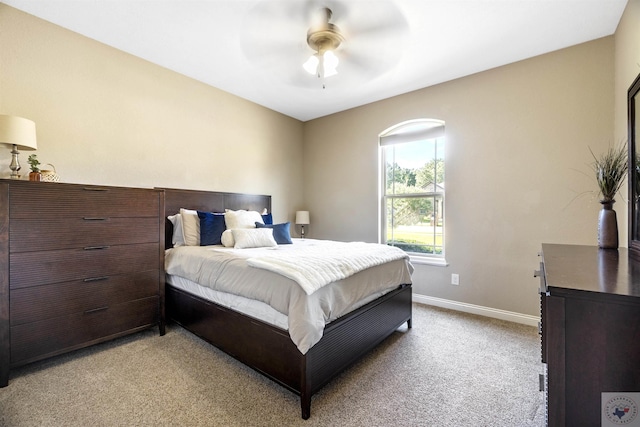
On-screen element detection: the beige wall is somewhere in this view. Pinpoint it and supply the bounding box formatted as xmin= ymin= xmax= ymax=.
xmin=1 ymin=3 xmax=630 ymax=319
xmin=303 ymin=37 xmax=615 ymax=317
xmin=615 ymin=1 xmax=640 ymax=156
xmin=0 ymin=5 xmax=305 ymax=223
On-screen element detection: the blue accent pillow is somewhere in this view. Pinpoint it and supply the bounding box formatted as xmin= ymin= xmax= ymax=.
xmin=255 ymin=221 xmax=292 ymax=244
xmin=198 ymin=211 xmax=226 ymax=246
xmin=262 ymin=213 xmax=273 ymax=225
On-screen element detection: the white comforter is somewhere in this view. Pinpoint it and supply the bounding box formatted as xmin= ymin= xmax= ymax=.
xmin=246 ymin=241 xmax=408 ymax=295
xmin=165 ymin=239 xmax=413 ymax=354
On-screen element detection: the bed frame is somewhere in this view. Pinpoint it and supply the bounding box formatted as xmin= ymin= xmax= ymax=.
xmin=160 ymin=187 xmax=412 ymax=419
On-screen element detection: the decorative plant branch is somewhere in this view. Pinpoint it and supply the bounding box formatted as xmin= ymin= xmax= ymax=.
xmin=27 ymin=154 xmax=40 ymax=173
xmin=590 ymin=142 xmax=628 ymax=203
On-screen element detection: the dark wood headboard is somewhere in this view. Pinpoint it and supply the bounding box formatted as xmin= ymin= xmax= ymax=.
xmin=157 ymin=187 xmax=272 ymax=250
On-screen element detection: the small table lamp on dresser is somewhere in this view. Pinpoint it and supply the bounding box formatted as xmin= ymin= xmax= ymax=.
xmin=296 ymin=210 xmax=310 ymax=238
xmin=0 ymin=115 xmax=37 ymax=179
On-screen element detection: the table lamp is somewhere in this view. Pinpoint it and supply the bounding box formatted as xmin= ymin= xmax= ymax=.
xmin=0 ymin=115 xmax=37 ymax=179
xmin=296 ymin=210 xmax=310 ymax=239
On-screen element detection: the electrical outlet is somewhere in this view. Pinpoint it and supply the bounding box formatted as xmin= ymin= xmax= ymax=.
xmin=451 ymin=273 xmax=459 ymax=285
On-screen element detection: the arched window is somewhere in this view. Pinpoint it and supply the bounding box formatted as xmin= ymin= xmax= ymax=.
xmin=379 ymin=119 xmax=445 ymax=263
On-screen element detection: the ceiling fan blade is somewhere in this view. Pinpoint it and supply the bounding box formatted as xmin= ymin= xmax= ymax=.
xmin=332 ymin=1 xmax=408 ymax=37
xmin=240 ymin=1 xmax=310 ymax=71
xmin=339 ymin=48 xmax=396 ymax=79
xmin=243 ymin=0 xmax=330 ymax=28
xmin=347 ymin=19 xmax=409 ymax=40
xmin=242 ymin=35 xmax=306 ymax=61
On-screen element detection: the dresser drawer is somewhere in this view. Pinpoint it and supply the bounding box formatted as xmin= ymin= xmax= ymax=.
xmin=9 ymin=183 xmax=160 ymax=218
xmin=10 ymin=296 xmax=159 ymax=364
xmin=10 ymin=217 xmax=159 ymax=252
xmin=10 ymin=242 xmax=159 ymax=289
xmin=10 ymin=270 xmax=160 ymax=325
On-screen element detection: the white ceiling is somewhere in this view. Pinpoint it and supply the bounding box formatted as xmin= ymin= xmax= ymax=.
xmin=1 ymin=0 xmax=628 ymax=121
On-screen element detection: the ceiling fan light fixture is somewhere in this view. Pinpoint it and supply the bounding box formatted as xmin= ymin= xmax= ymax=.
xmin=303 ymin=8 xmax=344 ymax=82
xmin=303 ymin=50 xmax=339 ymax=78
xmin=322 ymin=50 xmax=339 ymax=77
xmin=303 ymin=54 xmax=319 ymax=75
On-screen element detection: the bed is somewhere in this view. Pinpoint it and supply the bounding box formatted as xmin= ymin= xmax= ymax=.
xmin=159 ymin=187 xmax=413 ymax=419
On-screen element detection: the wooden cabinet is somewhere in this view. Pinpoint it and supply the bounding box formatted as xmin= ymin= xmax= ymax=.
xmin=538 ymin=244 xmax=640 ymax=426
xmin=0 ymin=180 xmax=165 ymax=387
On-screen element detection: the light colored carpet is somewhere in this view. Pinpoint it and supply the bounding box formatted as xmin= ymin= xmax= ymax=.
xmin=0 ymin=303 xmax=545 ymax=426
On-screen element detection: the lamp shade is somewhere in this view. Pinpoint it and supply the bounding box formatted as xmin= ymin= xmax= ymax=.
xmin=295 ymin=211 xmax=310 ymax=225
xmin=0 ymin=115 xmax=37 ymax=150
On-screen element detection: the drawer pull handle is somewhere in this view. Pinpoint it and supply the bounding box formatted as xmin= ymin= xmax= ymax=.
xmin=83 ymin=187 xmax=109 ymax=192
xmin=83 ymin=217 xmax=108 ymax=221
xmin=84 ymin=306 xmax=108 ymax=314
xmin=83 ymin=245 xmax=110 ymax=250
xmin=83 ymin=276 xmax=109 ymax=282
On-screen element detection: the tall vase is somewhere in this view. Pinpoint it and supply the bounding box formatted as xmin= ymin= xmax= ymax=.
xmin=598 ymin=200 xmax=618 ymax=249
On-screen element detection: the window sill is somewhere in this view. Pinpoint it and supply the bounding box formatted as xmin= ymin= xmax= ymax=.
xmin=409 ymin=255 xmax=448 ymax=267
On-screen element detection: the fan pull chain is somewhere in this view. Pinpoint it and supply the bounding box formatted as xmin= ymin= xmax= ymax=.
xmin=316 ymin=70 xmax=326 ymax=89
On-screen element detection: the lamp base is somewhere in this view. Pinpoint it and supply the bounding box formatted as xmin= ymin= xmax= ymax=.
xmin=9 ymin=144 xmax=21 ymax=179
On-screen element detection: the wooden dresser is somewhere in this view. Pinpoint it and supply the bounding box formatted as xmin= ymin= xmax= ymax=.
xmin=0 ymin=180 xmax=165 ymax=387
xmin=537 ymin=243 xmax=640 ymax=426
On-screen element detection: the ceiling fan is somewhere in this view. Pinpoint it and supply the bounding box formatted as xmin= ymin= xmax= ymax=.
xmin=302 ymin=7 xmax=344 ymax=83
xmin=240 ymin=1 xmax=409 ymax=90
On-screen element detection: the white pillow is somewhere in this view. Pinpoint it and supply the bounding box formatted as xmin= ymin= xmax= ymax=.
xmin=232 ymin=228 xmax=277 ymax=249
xmin=179 ymin=208 xmax=200 ymax=246
xmin=167 ymin=214 xmax=185 ymax=247
xmin=221 ymin=229 xmax=235 ymax=248
xmin=224 ymin=209 xmax=264 ymax=230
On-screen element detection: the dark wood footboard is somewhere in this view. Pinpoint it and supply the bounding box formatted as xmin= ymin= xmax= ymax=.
xmin=166 ymin=283 xmax=412 ymax=419
xmin=302 ymin=283 xmax=412 ymax=418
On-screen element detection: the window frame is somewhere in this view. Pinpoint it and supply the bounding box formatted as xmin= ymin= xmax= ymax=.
xmin=379 ymin=119 xmax=447 ymax=266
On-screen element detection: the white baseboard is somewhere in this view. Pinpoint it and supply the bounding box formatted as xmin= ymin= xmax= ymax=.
xmin=413 ymin=293 xmax=540 ymax=327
